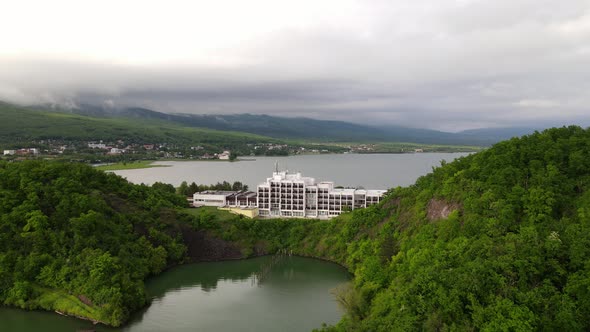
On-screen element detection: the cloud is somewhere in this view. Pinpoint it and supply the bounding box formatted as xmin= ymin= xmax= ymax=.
xmin=514 ymin=99 xmax=560 ymax=108
xmin=0 ymin=0 xmax=589 ymax=131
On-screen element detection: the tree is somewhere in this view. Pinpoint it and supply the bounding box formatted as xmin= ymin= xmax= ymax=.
xmin=151 ymin=182 xmax=175 ymax=194
xmin=177 ymin=181 xmax=189 ymax=196
xmin=187 ymin=182 xmax=199 ymax=195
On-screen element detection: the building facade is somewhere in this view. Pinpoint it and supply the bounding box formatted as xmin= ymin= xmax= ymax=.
xmin=193 ymin=190 xmax=257 ymax=207
xmin=218 ymin=150 xmax=231 ymax=160
xmin=257 ymin=169 xmax=386 ymax=218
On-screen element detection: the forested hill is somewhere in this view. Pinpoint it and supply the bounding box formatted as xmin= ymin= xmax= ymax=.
xmin=301 ymin=125 xmax=590 ymax=330
xmin=0 ymin=161 xmax=194 ymax=326
xmin=0 ymin=102 xmax=274 ymax=145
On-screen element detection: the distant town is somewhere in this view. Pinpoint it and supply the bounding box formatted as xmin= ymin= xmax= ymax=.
xmin=1 ymin=138 xmax=457 ymax=165
xmin=1 ymin=139 xmax=349 ymax=163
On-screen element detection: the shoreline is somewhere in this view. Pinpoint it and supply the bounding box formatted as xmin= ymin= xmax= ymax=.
xmin=0 ymin=253 xmax=349 ymax=328
xmin=95 ymin=160 xmax=170 ymax=171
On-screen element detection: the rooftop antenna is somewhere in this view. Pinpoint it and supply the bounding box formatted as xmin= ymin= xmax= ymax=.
xmin=275 ymin=160 xmax=279 ymax=173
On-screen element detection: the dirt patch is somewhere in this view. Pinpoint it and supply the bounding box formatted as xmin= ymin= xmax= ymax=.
xmin=77 ymin=295 xmax=93 ymax=306
xmin=427 ymin=199 xmax=461 ymax=221
xmin=178 ymin=224 xmax=243 ymax=262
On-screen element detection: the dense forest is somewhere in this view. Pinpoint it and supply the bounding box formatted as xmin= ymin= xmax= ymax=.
xmin=1 ymin=126 xmax=590 ymax=330
xmin=0 ymin=161 xmax=189 ymax=325
xmin=319 ymin=125 xmax=590 ymax=330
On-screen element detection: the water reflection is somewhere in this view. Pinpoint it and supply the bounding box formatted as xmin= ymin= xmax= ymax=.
xmin=146 ymin=257 xmax=273 ymax=299
xmin=123 ymin=256 xmax=350 ymax=332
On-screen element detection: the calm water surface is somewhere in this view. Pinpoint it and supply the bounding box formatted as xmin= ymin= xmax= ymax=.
xmin=0 ymin=256 xmax=350 ymax=332
xmin=113 ymin=153 xmax=469 ymax=189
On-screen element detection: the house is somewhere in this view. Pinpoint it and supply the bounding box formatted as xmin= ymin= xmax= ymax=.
xmin=88 ymin=142 xmax=107 ymax=149
xmin=201 ymin=153 xmax=215 ymax=159
xmin=108 ymin=148 xmax=124 ymax=155
xmin=218 ymin=150 xmax=231 ymax=160
xmin=14 ymin=148 xmax=39 ymax=156
xmin=3 ymin=150 xmax=16 ymax=156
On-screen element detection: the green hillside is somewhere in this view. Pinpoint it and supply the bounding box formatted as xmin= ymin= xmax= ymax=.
xmin=37 ymin=104 xmax=525 ymax=145
xmin=0 ymin=102 xmax=274 ymax=146
xmin=0 ymin=161 xmax=190 ymax=325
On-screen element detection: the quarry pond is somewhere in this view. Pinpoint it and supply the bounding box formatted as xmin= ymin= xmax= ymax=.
xmin=112 ymin=153 xmax=470 ymax=189
xmin=0 ymin=256 xmax=350 ymax=332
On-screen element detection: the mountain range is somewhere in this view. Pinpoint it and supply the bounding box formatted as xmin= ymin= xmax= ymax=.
xmin=33 ymin=103 xmax=540 ymax=146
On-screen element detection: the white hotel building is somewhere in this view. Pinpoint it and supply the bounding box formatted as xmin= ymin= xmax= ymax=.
xmin=257 ymin=169 xmax=386 ymax=218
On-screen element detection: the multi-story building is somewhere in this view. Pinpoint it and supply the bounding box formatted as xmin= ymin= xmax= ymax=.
xmin=257 ymin=168 xmax=386 ymax=218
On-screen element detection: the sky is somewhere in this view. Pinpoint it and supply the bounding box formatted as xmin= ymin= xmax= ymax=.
xmin=1 ymin=0 xmax=589 ymax=131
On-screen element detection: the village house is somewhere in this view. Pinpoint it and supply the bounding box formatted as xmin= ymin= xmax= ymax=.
xmin=218 ymin=150 xmax=231 ymax=160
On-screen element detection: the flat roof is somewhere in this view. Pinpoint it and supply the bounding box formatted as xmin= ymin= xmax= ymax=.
xmin=196 ymin=190 xmax=238 ymax=196
xmin=236 ymin=191 xmax=257 ymax=198
xmin=256 ymin=171 xmax=385 ymax=195
xmin=330 ymin=188 xmax=357 ymax=195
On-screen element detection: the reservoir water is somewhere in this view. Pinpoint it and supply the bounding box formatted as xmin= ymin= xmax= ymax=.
xmin=0 ymin=256 xmax=350 ymax=332
xmin=112 ymin=153 xmax=469 ymax=189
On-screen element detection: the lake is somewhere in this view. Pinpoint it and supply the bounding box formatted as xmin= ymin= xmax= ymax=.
xmin=112 ymin=153 xmax=469 ymax=189
xmin=0 ymin=256 xmax=350 ymax=332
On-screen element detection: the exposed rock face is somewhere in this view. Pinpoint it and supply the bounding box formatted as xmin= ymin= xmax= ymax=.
xmin=427 ymin=199 xmax=461 ymax=221
xmin=178 ymin=224 xmax=244 ymax=262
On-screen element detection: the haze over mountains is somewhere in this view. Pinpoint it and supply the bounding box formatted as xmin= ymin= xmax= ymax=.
xmin=29 ymin=103 xmax=540 ymax=146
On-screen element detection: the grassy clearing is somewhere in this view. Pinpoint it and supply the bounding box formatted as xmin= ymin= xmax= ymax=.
xmin=31 ymin=285 xmax=105 ymax=323
xmin=95 ymin=160 xmax=169 ymax=171
xmin=183 ymin=207 xmax=236 ymax=222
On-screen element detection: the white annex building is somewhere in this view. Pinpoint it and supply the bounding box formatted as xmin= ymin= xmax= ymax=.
xmin=193 ymin=191 xmax=257 ymax=207
xmin=257 ymin=165 xmax=386 ymax=218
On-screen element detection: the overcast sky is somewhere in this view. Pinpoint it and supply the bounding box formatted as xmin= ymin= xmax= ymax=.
xmin=1 ymin=0 xmax=589 ymax=131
